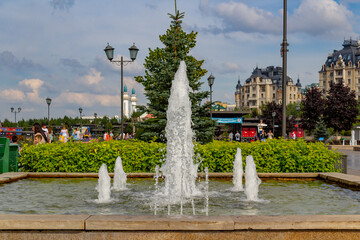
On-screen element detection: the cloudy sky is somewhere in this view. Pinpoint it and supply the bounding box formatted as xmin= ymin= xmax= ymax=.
xmin=1 ymin=0 xmax=359 ymax=121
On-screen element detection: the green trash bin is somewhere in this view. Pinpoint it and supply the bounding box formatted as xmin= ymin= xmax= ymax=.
xmin=9 ymin=144 xmax=19 ymax=172
xmin=0 ymin=137 xmax=10 ymax=174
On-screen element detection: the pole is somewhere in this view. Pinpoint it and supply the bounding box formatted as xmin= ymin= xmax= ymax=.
xmin=15 ymin=112 xmax=17 ymax=125
xmin=48 ymin=104 xmax=50 ymax=126
xmin=210 ymin=85 xmax=213 ymax=119
xmin=282 ymin=0 xmax=288 ymax=138
xmin=273 ymin=116 xmax=275 ymax=135
xmin=121 ymin=56 xmax=124 ymax=140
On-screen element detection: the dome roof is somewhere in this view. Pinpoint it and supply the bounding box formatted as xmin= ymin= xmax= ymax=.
xmin=124 ymin=85 xmax=128 ymax=92
xmin=132 ymin=87 xmax=136 ymax=95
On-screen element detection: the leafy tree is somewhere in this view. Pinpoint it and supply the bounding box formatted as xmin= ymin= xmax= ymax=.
xmin=313 ymin=119 xmax=330 ymax=140
xmin=301 ymin=87 xmax=325 ymax=133
xmin=324 ymin=81 xmax=358 ymax=133
xmin=135 ymin=10 xmax=215 ymax=143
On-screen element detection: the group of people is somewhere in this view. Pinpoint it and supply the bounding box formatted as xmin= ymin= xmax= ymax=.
xmin=103 ymin=132 xmax=135 ymax=141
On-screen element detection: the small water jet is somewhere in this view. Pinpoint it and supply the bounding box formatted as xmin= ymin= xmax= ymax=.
xmin=232 ymin=148 xmax=244 ymax=191
xmin=244 ymin=155 xmax=261 ymax=201
xmin=113 ymin=156 xmax=127 ymax=191
xmin=95 ymin=163 xmax=112 ymax=203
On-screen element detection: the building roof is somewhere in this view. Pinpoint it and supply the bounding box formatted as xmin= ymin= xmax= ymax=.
xmin=323 ymin=39 xmax=360 ymax=68
xmin=244 ymin=66 xmax=293 ymax=86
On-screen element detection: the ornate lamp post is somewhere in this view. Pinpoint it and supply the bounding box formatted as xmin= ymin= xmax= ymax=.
xmin=78 ymin=107 xmax=83 ymax=119
xmin=272 ymin=111 xmax=276 ymax=135
xmin=104 ymin=43 xmax=139 ymax=139
xmin=10 ymin=107 xmax=21 ymax=126
xmin=296 ymin=104 xmax=300 ymax=138
xmin=207 ymin=74 xmax=215 ymax=119
xmin=46 ymin=97 xmax=52 ymax=126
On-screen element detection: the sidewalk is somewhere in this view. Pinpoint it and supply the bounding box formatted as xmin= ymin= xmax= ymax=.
xmin=335 ymin=149 xmax=360 ymax=176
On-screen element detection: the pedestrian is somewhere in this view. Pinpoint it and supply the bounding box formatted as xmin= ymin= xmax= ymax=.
xmin=33 ymin=123 xmax=48 ymax=145
xmin=292 ymin=131 xmax=296 ymax=140
xmin=235 ymin=131 xmax=240 ymax=142
xmin=48 ymin=128 xmax=54 ymax=143
xmin=267 ymin=130 xmax=274 ymax=139
xmin=11 ymin=135 xmax=22 ymax=154
xmin=229 ymin=132 xmax=234 ymax=142
xmin=42 ymin=124 xmax=49 ymax=139
xmin=257 ymin=119 xmax=267 ymax=140
xmin=109 ymin=131 xmax=114 ymax=140
xmin=60 ymin=125 xmax=69 ymax=143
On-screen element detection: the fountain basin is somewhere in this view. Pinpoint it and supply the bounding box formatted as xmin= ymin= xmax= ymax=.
xmin=1 ymin=172 xmax=360 ymax=239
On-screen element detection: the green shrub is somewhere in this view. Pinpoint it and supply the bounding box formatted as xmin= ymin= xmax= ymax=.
xmin=19 ymin=139 xmax=342 ymax=173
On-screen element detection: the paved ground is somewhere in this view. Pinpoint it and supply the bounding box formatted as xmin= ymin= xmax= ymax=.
xmin=336 ymin=149 xmax=360 ymax=176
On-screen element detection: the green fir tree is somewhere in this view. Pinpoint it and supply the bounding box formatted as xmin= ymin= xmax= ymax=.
xmin=313 ymin=119 xmax=330 ymax=140
xmin=135 ymin=9 xmax=215 ymax=143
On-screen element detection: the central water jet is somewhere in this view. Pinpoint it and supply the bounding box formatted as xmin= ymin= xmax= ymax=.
xmin=160 ymin=61 xmax=199 ymax=204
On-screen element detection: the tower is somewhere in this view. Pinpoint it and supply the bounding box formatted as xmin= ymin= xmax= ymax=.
xmin=123 ymin=85 xmax=130 ymax=119
xmin=130 ymin=87 xmax=137 ymax=116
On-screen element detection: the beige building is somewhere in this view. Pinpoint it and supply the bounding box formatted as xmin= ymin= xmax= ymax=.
xmin=319 ymin=39 xmax=360 ymax=99
xmin=235 ymin=66 xmax=302 ymax=110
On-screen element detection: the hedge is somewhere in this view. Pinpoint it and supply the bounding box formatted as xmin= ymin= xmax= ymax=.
xmin=19 ymin=139 xmax=342 ymax=173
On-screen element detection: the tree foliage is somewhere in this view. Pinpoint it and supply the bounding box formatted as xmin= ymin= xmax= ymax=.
xmin=301 ymin=87 xmax=325 ymax=133
xmin=135 ymin=10 xmax=215 ymax=143
xmin=324 ymin=81 xmax=358 ymax=133
xmin=313 ymin=119 xmax=330 ymax=140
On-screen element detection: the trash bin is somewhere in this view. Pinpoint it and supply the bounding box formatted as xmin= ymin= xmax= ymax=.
xmin=0 ymin=137 xmax=10 ymax=174
xmin=9 ymin=144 xmax=19 ymax=172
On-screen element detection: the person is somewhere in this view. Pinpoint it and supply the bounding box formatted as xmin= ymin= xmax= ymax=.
xmin=109 ymin=131 xmax=114 ymax=140
xmin=260 ymin=131 xmax=266 ymax=142
xmin=229 ymin=132 xmax=234 ymax=142
xmin=292 ymin=131 xmax=296 ymax=140
xmin=60 ymin=125 xmax=69 ymax=143
xmin=11 ymin=135 xmax=22 ymax=154
xmin=235 ymin=131 xmax=240 ymax=142
xmin=257 ymin=119 xmax=267 ymax=140
xmin=48 ymin=128 xmax=54 ymax=143
xmin=267 ymin=130 xmax=274 ymax=139
xmin=33 ymin=123 xmax=48 ymax=145
xmin=42 ymin=124 xmax=49 ymax=139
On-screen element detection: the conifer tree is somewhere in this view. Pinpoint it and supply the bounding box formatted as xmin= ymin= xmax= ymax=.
xmin=313 ymin=119 xmax=330 ymax=140
xmin=135 ymin=9 xmax=215 ymax=143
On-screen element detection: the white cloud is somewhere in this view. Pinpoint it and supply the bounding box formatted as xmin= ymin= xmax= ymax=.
xmin=0 ymin=89 xmax=25 ymax=102
xmin=19 ymin=78 xmax=44 ymax=91
xmin=55 ymin=90 xmax=121 ymax=107
xmin=207 ymin=0 xmax=355 ymax=39
xmin=214 ymin=1 xmax=281 ymax=34
xmin=80 ymin=68 xmax=104 ymax=85
xmin=290 ymin=0 xmax=354 ymax=38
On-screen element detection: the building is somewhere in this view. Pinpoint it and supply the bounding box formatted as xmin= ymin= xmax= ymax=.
xmin=319 ymin=39 xmax=360 ymax=99
xmin=235 ymin=66 xmax=302 ymax=110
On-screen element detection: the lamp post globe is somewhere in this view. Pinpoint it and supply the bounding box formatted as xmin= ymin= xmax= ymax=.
xmin=272 ymin=111 xmax=276 ymax=135
xmin=129 ymin=43 xmax=139 ymax=61
xmin=10 ymin=107 xmax=14 ymax=113
xmin=46 ymin=97 xmax=52 ymax=125
xmin=104 ymin=43 xmax=114 ymax=61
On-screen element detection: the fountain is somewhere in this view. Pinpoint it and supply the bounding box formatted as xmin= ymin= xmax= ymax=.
xmin=244 ymin=155 xmax=262 ymax=201
xmin=95 ymin=163 xmax=112 ymax=203
xmin=159 ymin=61 xmax=200 ymax=204
xmin=113 ymin=156 xmax=127 ymax=191
xmin=232 ymin=148 xmax=244 ymax=191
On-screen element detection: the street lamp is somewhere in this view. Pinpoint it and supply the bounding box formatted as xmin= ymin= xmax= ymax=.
xmin=104 ymin=42 xmax=139 ymax=139
xmin=46 ymin=97 xmax=52 ymax=126
xmin=207 ymin=74 xmax=215 ymax=119
xmin=281 ymin=0 xmax=289 ymax=138
xmin=10 ymin=107 xmax=21 ymax=125
xmin=272 ymin=111 xmax=276 ymax=135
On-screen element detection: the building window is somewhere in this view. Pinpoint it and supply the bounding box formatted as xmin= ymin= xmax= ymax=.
xmin=261 ymin=93 xmax=264 ymax=98
xmin=290 ymin=94 xmax=292 ymax=99
xmin=273 ymin=93 xmax=275 ymax=98
xmin=273 ymin=86 xmax=275 ymax=91
xmin=358 ymin=78 xmax=360 ymax=84
xmin=252 ymin=94 xmax=256 ymax=98
xmin=261 ymin=86 xmax=265 ymax=92
xmin=294 ymin=94 xmax=296 ymax=99
xmin=348 ymin=71 xmax=351 ymax=76
xmin=337 ymin=70 xmax=342 ymax=76
xmin=330 ymin=72 xmax=334 ymax=77
xmin=348 ymin=79 xmax=351 ymax=85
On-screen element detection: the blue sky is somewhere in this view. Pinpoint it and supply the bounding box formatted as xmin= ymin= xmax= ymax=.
xmin=0 ymin=0 xmax=359 ymax=121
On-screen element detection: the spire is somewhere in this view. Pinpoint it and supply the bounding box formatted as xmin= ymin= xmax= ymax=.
xmin=124 ymin=85 xmax=128 ymax=92
xmin=132 ymin=87 xmax=136 ymax=95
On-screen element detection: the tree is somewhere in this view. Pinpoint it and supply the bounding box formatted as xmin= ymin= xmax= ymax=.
xmin=313 ymin=119 xmax=330 ymax=140
xmin=135 ymin=10 xmax=215 ymax=143
xmin=301 ymin=87 xmax=325 ymax=133
xmin=324 ymin=81 xmax=358 ymax=133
